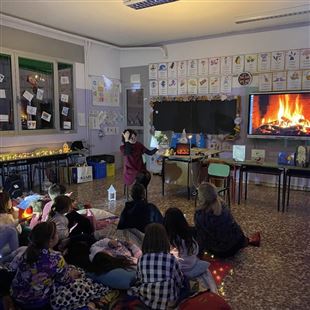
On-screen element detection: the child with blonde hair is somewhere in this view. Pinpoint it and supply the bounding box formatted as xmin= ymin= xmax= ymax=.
xmin=195 ymin=182 xmax=260 ymax=258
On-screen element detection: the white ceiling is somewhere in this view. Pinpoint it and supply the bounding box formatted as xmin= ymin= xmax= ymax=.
xmin=1 ymin=0 xmax=310 ymax=47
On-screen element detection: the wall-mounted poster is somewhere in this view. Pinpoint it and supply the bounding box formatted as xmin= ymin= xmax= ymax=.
xmin=220 ymin=75 xmax=232 ymax=93
xmin=149 ymin=80 xmax=158 ymax=96
xmin=271 ymin=51 xmax=285 ymax=71
xmin=198 ymin=77 xmax=208 ymax=94
xmin=258 ymin=53 xmax=271 ymax=72
xmin=158 ymin=80 xmax=168 ymax=96
xmin=287 ymin=71 xmax=302 ymax=90
xmin=168 ymin=79 xmax=177 ymax=95
xmin=244 ymin=54 xmax=258 ymax=72
xmin=272 ymin=72 xmax=286 ymax=91
xmin=300 ymin=49 xmax=310 ymax=69
xmin=285 ymin=50 xmax=300 ymax=71
xmin=168 ymin=62 xmax=177 ymax=78
xmin=158 ymin=63 xmax=168 ymax=79
xmin=259 ymin=73 xmax=272 ymax=92
xmin=198 ymin=58 xmax=208 ymax=75
xmin=178 ymin=79 xmax=187 ymax=95
xmin=178 ymin=61 xmax=187 ymax=77
xmin=187 ymin=60 xmax=198 ymax=76
xmin=221 ymin=56 xmax=232 ymax=75
xmin=209 ymin=76 xmax=220 ymax=93
xmin=187 ymin=78 xmax=198 ymax=94
xmin=209 ymin=57 xmax=220 ymax=75
xmin=232 ymin=55 xmax=244 ymax=74
xmin=149 ymin=64 xmax=158 ymax=79
xmin=302 ymin=70 xmax=310 ymax=89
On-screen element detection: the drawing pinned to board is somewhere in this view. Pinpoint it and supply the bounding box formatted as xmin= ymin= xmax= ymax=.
xmin=91 ymin=75 xmax=120 ymax=106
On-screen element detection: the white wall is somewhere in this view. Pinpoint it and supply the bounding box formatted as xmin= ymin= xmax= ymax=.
xmin=120 ymin=25 xmax=310 ymax=67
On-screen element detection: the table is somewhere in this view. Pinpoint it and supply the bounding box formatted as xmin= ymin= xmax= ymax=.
xmin=283 ymin=166 xmax=310 ymax=211
xmin=0 ymin=152 xmax=78 ymax=192
xmin=162 ymin=150 xmax=221 ymax=199
xmin=238 ymin=161 xmax=285 ymax=212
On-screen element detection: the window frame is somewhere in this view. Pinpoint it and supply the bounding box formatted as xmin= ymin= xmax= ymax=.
xmin=0 ymin=48 xmax=76 ymax=136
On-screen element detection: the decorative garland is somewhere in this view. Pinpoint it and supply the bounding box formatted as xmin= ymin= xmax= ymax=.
xmin=149 ymin=95 xmax=241 ymax=141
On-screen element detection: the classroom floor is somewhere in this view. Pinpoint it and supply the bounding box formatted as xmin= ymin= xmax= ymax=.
xmin=66 ymin=171 xmax=310 ymax=310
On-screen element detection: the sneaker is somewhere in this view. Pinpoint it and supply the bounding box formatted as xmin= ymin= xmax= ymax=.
xmin=249 ymin=232 xmax=261 ymax=247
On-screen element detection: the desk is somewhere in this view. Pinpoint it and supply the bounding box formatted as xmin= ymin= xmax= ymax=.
xmin=238 ymin=161 xmax=285 ymax=212
xmin=284 ymin=167 xmax=310 ymax=210
xmin=162 ymin=150 xmax=221 ymax=199
xmin=0 ymin=152 xmax=77 ymax=192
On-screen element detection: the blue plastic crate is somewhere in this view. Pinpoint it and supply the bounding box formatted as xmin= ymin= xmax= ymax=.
xmin=87 ymin=161 xmax=106 ymax=179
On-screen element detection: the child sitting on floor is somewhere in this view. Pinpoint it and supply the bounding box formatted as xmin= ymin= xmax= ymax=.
xmin=164 ymin=207 xmax=218 ymax=293
xmin=128 ymin=223 xmax=187 ymax=309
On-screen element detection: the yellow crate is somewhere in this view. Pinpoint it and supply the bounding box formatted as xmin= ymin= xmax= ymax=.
xmin=106 ymin=163 xmax=115 ymax=177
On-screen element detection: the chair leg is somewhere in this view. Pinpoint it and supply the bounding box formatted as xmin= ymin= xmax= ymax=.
xmin=287 ymin=176 xmax=291 ymax=209
xmin=245 ymin=172 xmax=248 ymax=200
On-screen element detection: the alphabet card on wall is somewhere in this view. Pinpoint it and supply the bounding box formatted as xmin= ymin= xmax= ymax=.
xmin=271 ymin=51 xmax=285 ymax=71
xmin=221 ymin=56 xmax=232 ymax=75
xmin=245 ymin=54 xmax=258 ymax=72
xmin=198 ymin=58 xmax=208 ymax=75
xmin=187 ymin=60 xmax=198 ymax=76
xmin=158 ymin=80 xmax=168 ymax=96
xmin=287 ymin=71 xmax=302 ymax=90
xmin=259 ymin=73 xmax=272 ymax=92
xmin=221 ymin=76 xmax=232 ymax=93
xmin=258 ymin=53 xmax=271 ymax=72
xmin=198 ymin=77 xmax=208 ymax=94
xmin=178 ymin=61 xmax=187 ymax=77
xmin=209 ymin=76 xmax=220 ymax=93
xmin=272 ymin=72 xmax=287 ymax=91
xmin=149 ymin=64 xmax=158 ymax=79
xmin=209 ymin=57 xmax=220 ymax=75
xmin=178 ymin=78 xmax=187 ymax=95
xmin=187 ymin=78 xmax=198 ymax=94
xmin=285 ymin=50 xmax=300 ymax=70
xmin=168 ymin=62 xmax=177 ymax=78
xmin=149 ymin=80 xmax=159 ymax=96
xmin=232 ymin=55 xmax=244 ymax=74
xmin=158 ymin=63 xmax=168 ymax=79
xmin=302 ymin=70 xmax=310 ymax=89
xmin=300 ymin=49 xmax=310 ymax=69
xmin=168 ymin=79 xmax=177 ymax=96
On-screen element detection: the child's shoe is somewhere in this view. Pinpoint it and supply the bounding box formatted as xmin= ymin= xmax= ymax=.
xmin=248 ymin=232 xmax=261 ymax=247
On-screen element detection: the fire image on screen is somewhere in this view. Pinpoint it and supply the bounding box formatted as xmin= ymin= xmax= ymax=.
xmin=248 ymin=92 xmax=310 ymax=137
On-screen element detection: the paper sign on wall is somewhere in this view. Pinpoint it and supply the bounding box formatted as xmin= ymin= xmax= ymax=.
xmin=26 ymin=105 xmax=37 ymax=116
xmin=36 ymin=88 xmax=44 ymax=101
xmin=300 ymin=49 xmax=310 ymax=69
xmin=0 ymin=89 xmax=6 ymax=98
xmin=0 ymin=74 xmax=5 ymax=83
xmin=61 ymin=94 xmax=69 ymax=103
xmin=41 ymin=111 xmax=51 ymax=122
xmin=63 ymin=121 xmax=71 ymax=129
xmin=233 ymin=145 xmax=246 ymax=162
xmin=0 ymin=114 xmax=9 ymax=122
xmin=60 ymin=76 xmax=70 ymax=84
xmin=27 ymin=121 xmax=36 ymax=129
xmin=78 ymin=113 xmax=86 ymax=126
xmin=149 ymin=80 xmax=158 ymax=96
xmin=62 ymin=106 xmax=69 ymax=116
xmin=23 ymin=90 xmax=34 ymax=102
xmin=302 ymin=70 xmax=310 ymax=90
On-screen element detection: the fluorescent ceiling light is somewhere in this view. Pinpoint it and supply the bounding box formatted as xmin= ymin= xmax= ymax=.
xmin=235 ymin=8 xmax=310 ymax=24
xmin=124 ymin=0 xmax=178 ymax=10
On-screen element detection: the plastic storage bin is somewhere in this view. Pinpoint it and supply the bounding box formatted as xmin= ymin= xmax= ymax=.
xmin=106 ymin=163 xmax=115 ymax=177
xmin=87 ymin=161 xmax=106 ymax=179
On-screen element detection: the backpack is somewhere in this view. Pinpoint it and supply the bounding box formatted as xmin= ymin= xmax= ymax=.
xmin=4 ymin=174 xmax=23 ymax=199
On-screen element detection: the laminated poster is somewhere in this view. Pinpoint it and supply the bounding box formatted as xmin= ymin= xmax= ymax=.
xmin=257 ymin=53 xmax=271 ymax=72
xmin=272 ymin=72 xmax=286 ymax=91
xmin=187 ymin=59 xmax=198 ymax=76
xmin=60 ymin=76 xmax=70 ymax=85
xmin=244 ymin=54 xmax=258 ymax=73
xmin=233 ymin=145 xmax=246 ymax=162
xmin=302 ymin=70 xmax=310 ymax=90
xmin=0 ymin=74 xmax=5 ymax=83
xmin=178 ymin=79 xmax=187 ymax=95
xmin=178 ymin=61 xmax=187 ymax=77
xmin=271 ymin=51 xmax=285 ymax=71
xmin=0 ymin=89 xmax=6 ymax=98
xmin=149 ymin=80 xmax=159 ymax=96
xmin=23 ymin=90 xmax=34 ymax=102
xmin=232 ymin=55 xmax=244 ymax=74
xmin=26 ymin=105 xmax=37 ymax=116
xmin=221 ymin=56 xmax=232 ymax=75
xmin=209 ymin=57 xmax=220 ymax=75
xmin=41 ymin=111 xmax=51 ymax=122
xmin=0 ymin=114 xmax=9 ymax=122
xmin=258 ymin=73 xmax=272 ymax=92
xmin=27 ymin=121 xmax=36 ymax=129
xmin=149 ymin=64 xmax=158 ymax=79
xmin=300 ymin=49 xmax=310 ymax=69
xmin=220 ymin=76 xmax=232 ymax=93
xmin=198 ymin=77 xmax=208 ymax=94
xmin=198 ymin=58 xmax=208 ymax=75
xmin=158 ymin=63 xmax=168 ymax=79
xmin=287 ymin=71 xmax=301 ymax=90
xmin=209 ymin=76 xmax=220 ymax=93
xmin=167 ymin=79 xmax=177 ymax=96
xmin=187 ymin=78 xmax=198 ymax=95
xmin=63 ymin=121 xmax=71 ymax=130
xmin=168 ymin=62 xmax=177 ymax=78
xmin=158 ymin=80 xmax=168 ymax=96
xmin=285 ymin=50 xmax=300 ymax=71
xmin=61 ymin=94 xmax=69 ymax=103
xmin=62 ymin=106 xmax=69 ymax=116
xmin=36 ymin=88 xmax=44 ymax=101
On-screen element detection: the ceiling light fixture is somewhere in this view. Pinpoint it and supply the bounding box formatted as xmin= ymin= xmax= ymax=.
xmin=124 ymin=0 xmax=178 ymax=10
xmin=235 ymin=8 xmax=310 ymax=24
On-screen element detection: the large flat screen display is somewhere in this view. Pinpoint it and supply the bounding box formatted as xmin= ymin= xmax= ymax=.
xmin=248 ymin=92 xmax=310 ymax=138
